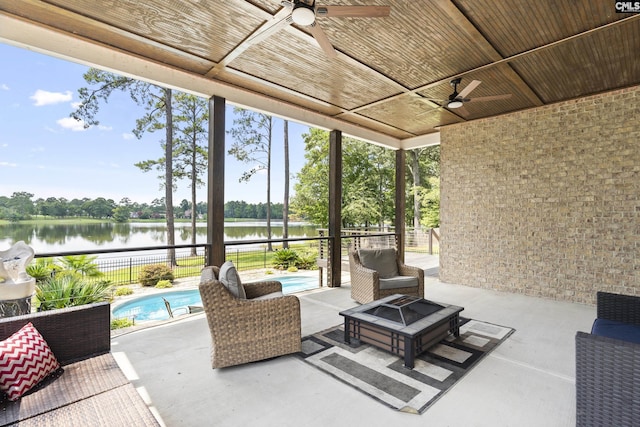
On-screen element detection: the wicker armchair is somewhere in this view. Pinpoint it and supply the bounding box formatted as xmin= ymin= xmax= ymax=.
xmin=349 ymin=248 xmax=424 ymax=304
xmin=199 ymin=266 xmax=301 ymax=369
xmin=576 ymin=291 xmax=640 ymax=427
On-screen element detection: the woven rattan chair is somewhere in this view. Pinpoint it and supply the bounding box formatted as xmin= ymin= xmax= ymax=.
xmin=199 ymin=266 xmax=301 ymax=369
xmin=349 ymin=248 xmax=424 ymax=304
xmin=576 ymin=291 xmax=640 ymax=427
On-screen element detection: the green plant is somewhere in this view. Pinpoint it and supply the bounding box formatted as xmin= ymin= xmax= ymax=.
xmin=272 ymin=248 xmax=299 ymax=269
xmin=138 ymin=264 xmax=174 ymax=287
xmin=155 ymin=280 xmax=173 ymax=289
xmin=287 ymin=266 xmax=298 ymax=273
xmin=111 ymin=318 xmax=134 ymax=329
xmin=114 ymin=286 xmax=134 ymax=296
xmin=36 ymin=275 xmax=113 ymax=311
xmin=26 ymin=258 xmax=60 ymax=283
xmin=265 ymin=270 xmax=273 ymax=275
xmin=295 ymin=251 xmax=318 ymax=270
xmin=59 ymin=255 xmax=103 ymax=277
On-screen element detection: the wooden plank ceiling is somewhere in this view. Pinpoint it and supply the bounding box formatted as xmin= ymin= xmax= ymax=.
xmin=1 ymin=0 xmax=639 ymax=148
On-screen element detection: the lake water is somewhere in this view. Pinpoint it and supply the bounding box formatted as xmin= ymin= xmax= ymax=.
xmin=0 ymin=221 xmax=320 ymax=254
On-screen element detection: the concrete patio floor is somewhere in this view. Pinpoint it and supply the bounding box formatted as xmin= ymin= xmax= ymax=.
xmin=112 ymin=255 xmax=595 ymax=426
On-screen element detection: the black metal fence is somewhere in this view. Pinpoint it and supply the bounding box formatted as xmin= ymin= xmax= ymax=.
xmin=32 ymin=229 xmax=439 ymax=287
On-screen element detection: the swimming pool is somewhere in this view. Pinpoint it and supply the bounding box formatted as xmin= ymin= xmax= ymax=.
xmin=112 ymin=275 xmax=318 ymax=322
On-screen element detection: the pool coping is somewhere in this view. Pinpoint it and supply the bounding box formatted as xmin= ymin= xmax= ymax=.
xmin=110 ymin=269 xmax=323 ymax=338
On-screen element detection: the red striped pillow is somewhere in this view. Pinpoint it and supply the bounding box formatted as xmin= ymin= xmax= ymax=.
xmin=0 ymin=322 xmax=60 ymax=401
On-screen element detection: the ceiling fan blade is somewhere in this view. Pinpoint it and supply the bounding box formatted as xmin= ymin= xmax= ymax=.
xmin=412 ymin=95 xmax=443 ymax=108
xmin=245 ymin=7 xmax=293 ymax=46
xmin=308 ymin=22 xmax=336 ymax=58
xmin=466 ymin=94 xmax=513 ymax=103
xmin=457 ymin=80 xmax=481 ymax=99
xmin=317 ymin=5 xmax=391 ymax=18
xmin=450 ymin=105 xmax=470 ymax=118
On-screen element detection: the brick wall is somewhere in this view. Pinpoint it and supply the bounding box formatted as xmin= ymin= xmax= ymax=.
xmin=440 ymin=85 xmax=640 ymax=304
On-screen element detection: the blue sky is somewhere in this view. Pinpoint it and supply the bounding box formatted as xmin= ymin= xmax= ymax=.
xmin=0 ymin=43 xmax=310 ymax=205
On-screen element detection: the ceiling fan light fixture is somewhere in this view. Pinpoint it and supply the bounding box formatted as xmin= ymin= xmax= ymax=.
xmin=292 ymin=4 xmax=316 ymax=26
xmin=447 ymin=100 xmax=463 ymax=109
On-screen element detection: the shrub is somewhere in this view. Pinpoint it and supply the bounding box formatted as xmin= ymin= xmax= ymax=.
xmin=295 ymin=251 xmax=318 ymax=270
xmin=272 ymin=248 xmax=299 ymax=269
xmin=111 ymin=318 xmax=134 ymax=330
xmin=155 ymin=280 xmax=173 ymax=289
xmin=36 ymin=275 xmax=113 ymax=311
xmin=26 ymin=258 xmax=60 ymax=283
xmin=59 ymin=255 xmax=103 ymax=278
xmin=114 ymin=286 xmax=134 ymax=296
xmin=138 ymin=264 xmax=174 ymax=287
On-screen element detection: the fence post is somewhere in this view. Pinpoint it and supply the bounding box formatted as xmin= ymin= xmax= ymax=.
xmin=236 ymin=249 xmax=239 ymax=268
xmin=264 ymin=248 xmax=267 ymax=268
xmin=428 ymin=229 xmax=433 ymax=255
xmin=129 ymin=258 xmax=133 ymax=284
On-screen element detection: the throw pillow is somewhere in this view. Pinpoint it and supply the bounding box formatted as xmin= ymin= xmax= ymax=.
xmin=0 ymin=322 xmax=61 ymax=401
xmin=218 ymin=261 xmax=246 ymax=299
xmin=200 ymin=267 xmax=216 ymax=284
xmin=358 ymin=248 xmax=399 ymax=279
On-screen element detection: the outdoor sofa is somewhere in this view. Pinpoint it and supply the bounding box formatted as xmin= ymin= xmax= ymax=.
xmin=0 ymin=302 xmax=159 ymax=426
xmin=575 ymin=291 xmax=640 ymax=427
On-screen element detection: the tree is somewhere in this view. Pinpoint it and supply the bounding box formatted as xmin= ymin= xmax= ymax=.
xmin=291 ymin=128 xmax=330 ymax=226
xmin=72 ymin=69 xmax=178 ymax=265
xmin=291 ymin=129 xmax=396 ymax=228
xmin=82 ymin=197 xmax=115 ymax=219
xmin=112 ymin=205 xmax=130 ymax=222
xmin=174 ymin=93 xmax=208 ymax=255
xmin=420 ymin=177 xmax=440 ymax=228
xmin=407 ymin=146 xmax=440 ymax=230
xmin=228 ymin=108 xmax=275 ymax=250
xmin=9 ymin=192 xmax=35 ymax=220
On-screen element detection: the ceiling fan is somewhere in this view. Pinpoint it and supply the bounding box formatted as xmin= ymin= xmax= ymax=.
xmin=257 ymin=1 xmax=391 ymax=58
xmin=416 ymin=78 xmax=512 ymax=117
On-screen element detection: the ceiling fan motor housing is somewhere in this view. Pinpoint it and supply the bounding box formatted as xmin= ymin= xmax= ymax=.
xmin=292 ymin=3 xmax=316 ymax=25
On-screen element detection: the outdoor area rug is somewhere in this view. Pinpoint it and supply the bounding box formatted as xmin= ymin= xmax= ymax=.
xmin=297 ymin=319 xmax=514 ymax=414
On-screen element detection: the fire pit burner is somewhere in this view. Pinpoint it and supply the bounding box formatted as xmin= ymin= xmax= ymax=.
xmin=365 ymin=295 xmax=444 ymax=326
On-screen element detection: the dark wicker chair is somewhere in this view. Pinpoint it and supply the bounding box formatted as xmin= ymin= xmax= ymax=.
xmin=349 ymin=248 xmax=424 ymax=304
xmin=575 ymin=291 xmax=640 ymax=427
xmin=199 ymin=266 xmax=301 ymax=369
xmin=0 ymin=303 xmax=159 ymax=426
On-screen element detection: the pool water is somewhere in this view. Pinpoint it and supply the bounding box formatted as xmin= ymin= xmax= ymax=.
xmin=112 ymin=275 xmax=317 ymax=322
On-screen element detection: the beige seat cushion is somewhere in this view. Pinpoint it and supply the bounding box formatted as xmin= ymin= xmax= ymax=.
xmin=251 ymin=291 xmax=284 ymax=301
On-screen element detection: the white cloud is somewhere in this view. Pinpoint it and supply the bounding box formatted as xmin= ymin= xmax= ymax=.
xmin=122 ymin=133 xmax=135 ymax=140
xmin=70 ymin=101 xmax=82 ymax=109
xmin=56 ymin=117 xmax=87 ymax=132
xmin=110 ymin=163 xmax=120 ymax=169
xmin=97 ymin=125 xmax=113 ymax=131
xmin=30 ymin=89 xmax=73 ymax=106
xmin=30 ymin=146 xmax=45 ymax=153
xmin=1 ymin=143 xmax=7 ymax=148
xmin=0 ymin=84 xmax=9 ymax=91
xmin=0 ymin=162 xmax=17 ymax=167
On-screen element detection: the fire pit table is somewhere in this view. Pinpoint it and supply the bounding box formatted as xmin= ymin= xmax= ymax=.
xmin=340 ymin=294 xmax=464 ymax=369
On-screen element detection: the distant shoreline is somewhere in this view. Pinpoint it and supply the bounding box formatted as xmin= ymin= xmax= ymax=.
xmin=0 ymin=216 xmax=307 ymax=226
